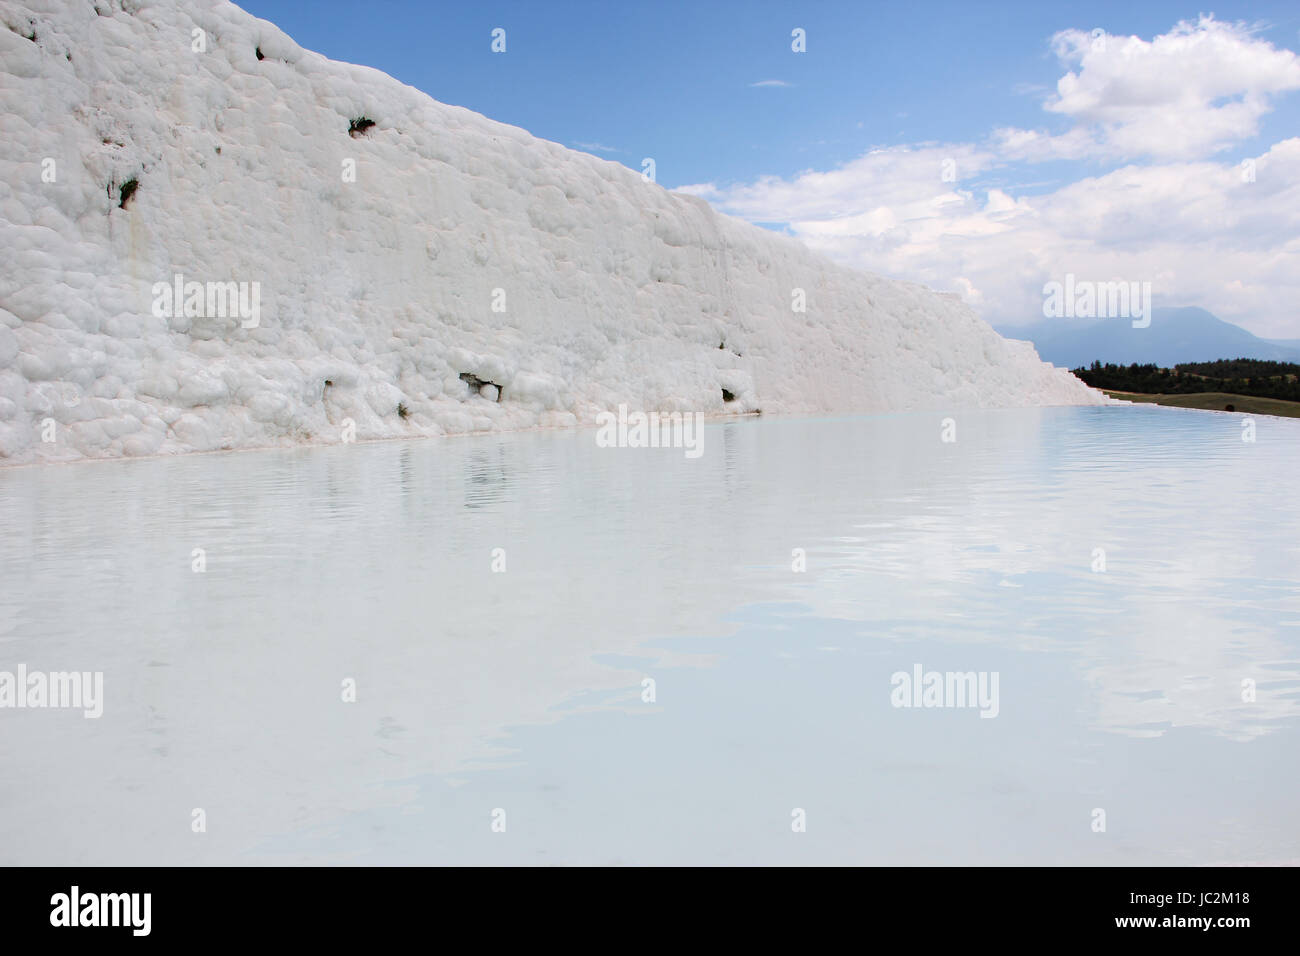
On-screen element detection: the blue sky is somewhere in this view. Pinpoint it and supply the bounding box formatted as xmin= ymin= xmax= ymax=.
xmin=240 ymin=1 xmax=1300 ymax=335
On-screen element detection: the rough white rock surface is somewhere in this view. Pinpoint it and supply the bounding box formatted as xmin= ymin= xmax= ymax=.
xmin=0 ymin=0 xmax=1104 ymax=465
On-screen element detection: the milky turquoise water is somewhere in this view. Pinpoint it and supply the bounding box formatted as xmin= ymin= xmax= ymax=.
xmin=2 ymin=405 xmax=1297 ymax=864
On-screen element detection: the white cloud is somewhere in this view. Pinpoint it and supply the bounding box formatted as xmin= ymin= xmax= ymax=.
xmin=681 ymin=144 xmax=998 ymax=223
xmin=687 ymin=18 xmax=1300 ymax=337
xmin=572 ymin=141 xmax=620 ymax=154
xmin=786 ymin=141 xmax=1300 ymax=335
xmin=749 ymin=79 xmax=792 ymax=88
xmin=1002 ymin=17 xmax=1300 ymax=161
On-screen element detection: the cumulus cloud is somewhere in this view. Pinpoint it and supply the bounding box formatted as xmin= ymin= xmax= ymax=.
xmin=1014 ymin=17 xmax=1300 ymax=161
xmin=680 ymin=18 xmax=1300 ymax=336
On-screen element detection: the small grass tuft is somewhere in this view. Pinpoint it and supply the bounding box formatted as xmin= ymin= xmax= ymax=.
xmin=397 ymin=402 xmax=409 ymax=419
xmin=348 ymin=116 xmax=376 ymax=138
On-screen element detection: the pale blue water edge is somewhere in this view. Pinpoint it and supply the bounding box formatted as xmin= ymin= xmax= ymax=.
xmin=1 ymin=404 xmax=1297 ymax=865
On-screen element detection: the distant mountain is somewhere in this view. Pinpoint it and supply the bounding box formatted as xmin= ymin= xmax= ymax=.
xmin=995 ymin=307 xmax=1300 ymax=369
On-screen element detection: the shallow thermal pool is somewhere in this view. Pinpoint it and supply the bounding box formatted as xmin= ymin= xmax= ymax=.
xmin=1 ymin=404 xmax=1297 ymax=864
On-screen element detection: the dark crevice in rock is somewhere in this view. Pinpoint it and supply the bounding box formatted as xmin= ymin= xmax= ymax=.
xmin=459 ymin=372 xmax=502 ymax=401
xmin=118 ymin=177 xmax=138 ymax=209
